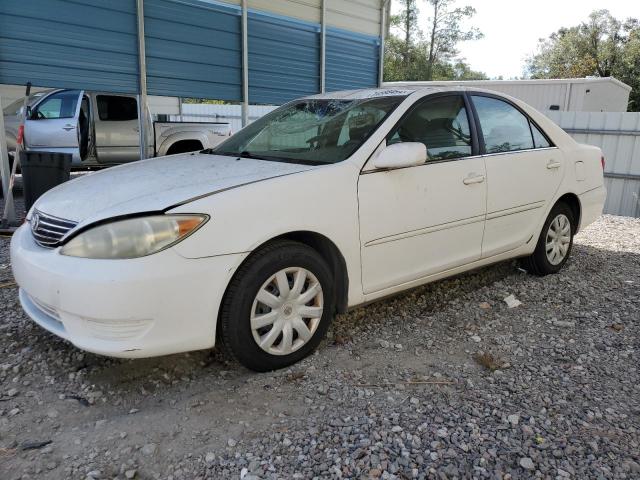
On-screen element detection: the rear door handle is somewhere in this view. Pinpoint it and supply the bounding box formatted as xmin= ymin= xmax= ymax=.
xmin=463 ymin=173 xmax=485 ymax=185
xmin=547 ymin=159 xmax=562 ymax=169
xmin=62 ymin=124 xmax=75 ymax=131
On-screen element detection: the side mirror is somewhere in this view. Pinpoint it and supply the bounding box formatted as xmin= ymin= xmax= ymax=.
xmin=373 ymin=142 xmax=427 ymax=170
xmin=26 ymin=106 xmax=32 ymax=118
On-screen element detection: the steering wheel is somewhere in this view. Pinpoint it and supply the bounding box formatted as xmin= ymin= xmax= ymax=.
xmin=35 ymin=110 xmax=47 ymax=120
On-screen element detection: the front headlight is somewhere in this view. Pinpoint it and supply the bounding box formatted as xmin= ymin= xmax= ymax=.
xmin=60 ymin=214 xmax=208 ymax=259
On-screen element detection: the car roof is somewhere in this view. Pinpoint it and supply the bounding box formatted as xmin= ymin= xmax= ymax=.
xmin=305 ymin=86 xmax=470 ymax=100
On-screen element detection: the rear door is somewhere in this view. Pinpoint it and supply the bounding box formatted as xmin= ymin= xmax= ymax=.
xmin=25 ymin=90 xmax=83 ymax=158
xmin=93 ymin=94 xmax=140 ymax=163
xmin=470 ymin=94 xmax=564 ymax=258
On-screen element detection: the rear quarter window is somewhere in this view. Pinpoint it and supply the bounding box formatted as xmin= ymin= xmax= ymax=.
xmin=531 ymin=122 xmax=552 ymax=148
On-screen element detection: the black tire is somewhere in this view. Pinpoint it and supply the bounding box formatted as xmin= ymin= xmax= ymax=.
xmin=220 ymin=240 xmax=335 ymax=372
xmin=521 ymin=202 xmax=575 ymax=276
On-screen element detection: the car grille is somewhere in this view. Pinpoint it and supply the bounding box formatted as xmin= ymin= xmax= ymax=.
xmin=30 ymin=210 xmax=77 ymax=248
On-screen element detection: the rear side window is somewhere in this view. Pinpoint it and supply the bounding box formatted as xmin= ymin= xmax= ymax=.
xmin=97 ymin=95 xmax=138 ymax=121
xmin=388 ymin=95 xmax=472 ymax=161
xmin=472 ymin=96 xmax=534 ymax=153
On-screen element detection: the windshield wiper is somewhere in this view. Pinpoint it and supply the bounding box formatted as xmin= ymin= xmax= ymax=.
xmin=205 ymin=149 xmax=266 ymax=159
xmin=238 ymin=150 xmax=263 ymax=159
xmin=202 ymin=149 xmax=331 ymax=166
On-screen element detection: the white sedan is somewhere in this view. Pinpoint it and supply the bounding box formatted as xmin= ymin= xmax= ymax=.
xmin=11 ymin=87 xmax=606 ymax=371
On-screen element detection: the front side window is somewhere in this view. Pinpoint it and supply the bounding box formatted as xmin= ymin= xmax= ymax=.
xmin=32 ymin=90 xmax=80 ymax=120
xmin=212 ymin=96 xmax=405 ymax=165
xmin=387 ymin=95 xmax=472 ymax=161
xmin=472 ymin=95 xmax=535 ymax=153
xmin=97 ymin=95 xmax=138 ymax=121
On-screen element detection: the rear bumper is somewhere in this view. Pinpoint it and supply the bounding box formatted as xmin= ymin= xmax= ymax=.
xmin=578 ymin=185 xmax=606 ymax=231
xmin=11 ymin=224 xmax=247 ymax=358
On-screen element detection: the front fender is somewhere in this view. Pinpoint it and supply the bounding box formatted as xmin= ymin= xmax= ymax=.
xmin=166 ymin=162 xmax=365 ymax=307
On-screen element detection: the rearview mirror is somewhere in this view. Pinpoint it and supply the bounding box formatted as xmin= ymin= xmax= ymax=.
xmin=373 ymin=142 xmax=427 ymax=170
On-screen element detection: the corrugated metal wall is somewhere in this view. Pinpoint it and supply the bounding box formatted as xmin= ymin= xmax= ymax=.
xmin=0 ymin=0 xmax=138 ymax=93
xmin=548 ymin=111 xmax=640 ymax=218
xmin=144 ymin=0 xmax=242 ymax=101
xmin=249 ymin=0 xmax=321 ymax=24
xmin=220 ymin=0 xmax=383 ymax=36
xmin=326 ymin=27 xmax=380 ymax=92
xmin=248 ymin=11 xmax=320 ymax=104
xmin=326 ymin=0 xmax=381 ymax=36
xmin=1 ymin=0 xmax=382 ymax=103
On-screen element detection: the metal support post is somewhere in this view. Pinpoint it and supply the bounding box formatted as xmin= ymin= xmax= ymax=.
xmin=241 ymin=0 xmax=249 ymax=127
xmin=136 ymin=0 xmax=149 ymax=159
xmin=378 ymin=0 xmax=388 ymax=87
xmin=0 ymin=98 xmax=11 ymax=204
xmin=320 ymin=0 xmax=326 ymax=93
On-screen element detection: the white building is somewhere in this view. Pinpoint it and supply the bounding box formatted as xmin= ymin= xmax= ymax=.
xmin=384 ymin=77 xmax=632 ymax=113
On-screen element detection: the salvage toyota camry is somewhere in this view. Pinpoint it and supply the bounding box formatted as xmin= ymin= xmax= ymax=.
xmin=11 ymin=87 xmax=606 ymax=371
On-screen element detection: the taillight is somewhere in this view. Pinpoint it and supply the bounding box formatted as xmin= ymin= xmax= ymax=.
xmin=601 ymin=155 xmax=605 ymax=170
xmin=17 ymin=125 xmax=24 ymax=145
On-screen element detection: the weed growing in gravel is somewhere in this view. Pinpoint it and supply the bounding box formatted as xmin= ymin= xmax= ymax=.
xmin=474 ymin=352 xmax=506 ymax=371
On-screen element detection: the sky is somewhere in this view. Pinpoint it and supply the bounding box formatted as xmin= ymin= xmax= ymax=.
xmin=392 ymin=0 xmax=639 ymax=79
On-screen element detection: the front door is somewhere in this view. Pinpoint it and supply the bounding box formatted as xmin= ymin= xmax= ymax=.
xmin=470 ymin=94 xmax=565 ymax=258
xmin=25 ymin=90 xmax=83 ymax=161
xmin=358 ymin=94 xmax=487 ymax=294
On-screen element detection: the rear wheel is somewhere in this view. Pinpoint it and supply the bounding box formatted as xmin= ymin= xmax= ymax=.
xmin=220 ymin=240 xmax=334 ymax=372
xmin=521 ymin=202 xmax=575 ymax=275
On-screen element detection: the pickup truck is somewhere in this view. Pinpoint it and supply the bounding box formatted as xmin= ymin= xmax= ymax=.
xmin=3 ymin=89 xmax=231 ymax=167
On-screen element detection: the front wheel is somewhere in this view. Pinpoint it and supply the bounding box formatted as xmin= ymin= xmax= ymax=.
xmin=521 ymin=202 xmax=575 ymax=276
xmin=220 ymin=240 xmax=335 ymax=372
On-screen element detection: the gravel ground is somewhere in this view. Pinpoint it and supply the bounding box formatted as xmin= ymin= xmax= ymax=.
xmin=0 ymin=215 xmax=639 ymax=480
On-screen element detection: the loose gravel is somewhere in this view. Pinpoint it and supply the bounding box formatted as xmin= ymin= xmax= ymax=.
xmin=0 ymin=215 xmax=639 ymax=479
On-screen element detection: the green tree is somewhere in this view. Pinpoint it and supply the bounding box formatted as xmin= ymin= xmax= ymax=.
xmin=394 ymin=0 xmax=420 ymax=70
xmin=423 ymin=0 xmax=483 ymax=80
xmin=526 ymin=10 xmax=640 ymax=111
xmin=383 ymin=0 xmax=485 ymax=82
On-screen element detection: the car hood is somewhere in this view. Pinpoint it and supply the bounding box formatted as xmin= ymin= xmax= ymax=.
xmin=32 ymin=153 xmax=316 ymax=225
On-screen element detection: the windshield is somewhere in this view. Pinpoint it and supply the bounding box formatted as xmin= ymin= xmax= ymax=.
xmin=211 ymin=96 xmax=405 ymax=165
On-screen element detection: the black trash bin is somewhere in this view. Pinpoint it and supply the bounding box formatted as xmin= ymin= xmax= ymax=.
xmin=20 ymin=151 xmax=71 ymax=212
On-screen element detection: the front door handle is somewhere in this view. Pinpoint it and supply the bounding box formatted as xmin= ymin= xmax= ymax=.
xmin=62 ymin=124 xmax=75 ymax=131
xmin=547 ymin=159 xmax=562 ymax=169
xmin=463 ymin=173 xmax=485 ymax=185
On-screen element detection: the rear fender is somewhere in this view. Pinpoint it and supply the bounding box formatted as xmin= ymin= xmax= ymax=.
xmin=157 ymin=132 xmax=209 ymax=157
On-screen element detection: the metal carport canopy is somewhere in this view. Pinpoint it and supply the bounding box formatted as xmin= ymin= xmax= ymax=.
xmin=0 ymin=0 xmax=386 ymax=109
